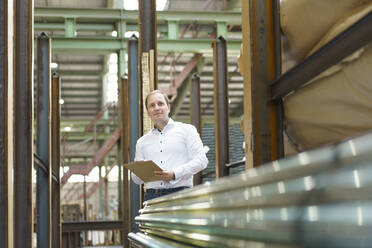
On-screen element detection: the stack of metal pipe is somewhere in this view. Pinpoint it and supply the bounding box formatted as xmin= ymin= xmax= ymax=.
xmin=129 ymin=132 xmax=372 ymax=247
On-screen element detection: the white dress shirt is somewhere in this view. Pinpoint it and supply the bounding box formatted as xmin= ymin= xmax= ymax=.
xmin=131 ymin=118 xmax=208 ymax=189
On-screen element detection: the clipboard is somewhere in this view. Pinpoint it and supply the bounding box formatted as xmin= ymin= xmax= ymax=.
xmin=124 ymin=160 xmax=163 ymax=182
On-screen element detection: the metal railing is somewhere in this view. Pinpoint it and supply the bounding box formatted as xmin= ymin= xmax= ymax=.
xmin=129 ymin=131 xmax=372 ymax=247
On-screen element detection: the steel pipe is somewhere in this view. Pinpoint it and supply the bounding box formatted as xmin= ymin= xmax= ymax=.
xmin=212 ymin=36 xmax=229 ymax=178
xmin=132 ymin=131 xmax=372 ymax=248
xmin=14 ymin=0 xmax=34 ymax=246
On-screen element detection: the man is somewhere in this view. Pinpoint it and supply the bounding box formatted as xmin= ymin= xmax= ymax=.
xmin=131 ymin=90 xmax=208 ymax=201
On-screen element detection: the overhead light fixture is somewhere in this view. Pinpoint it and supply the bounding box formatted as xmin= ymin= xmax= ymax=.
xmin=59 ymin=99 xmax=64 ymax=105
xmin=51 ymin=62 xmax=58 ymax=69
xmin=111 ymin=31 xmax=117 ymax=37
xmin=64 ymin=126 xmax=71 ymax=132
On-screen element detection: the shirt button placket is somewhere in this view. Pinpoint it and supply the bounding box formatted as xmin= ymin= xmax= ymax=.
xmin=159 ymin=135 xmax=164 ymax=188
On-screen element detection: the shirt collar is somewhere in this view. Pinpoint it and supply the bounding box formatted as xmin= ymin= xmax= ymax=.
xmin=152 ymin=118 xmax=174 ymax=133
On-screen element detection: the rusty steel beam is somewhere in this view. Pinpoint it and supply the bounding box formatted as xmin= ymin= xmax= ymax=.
xmin=61 ymin=128 xmax=121 ymax=184
xmin=139 ymin=0 xmax=158 ymax=90
xmin=77 ymin=160 xmax=116 ymax=199
xmin=14 ymin=0 xmax=34 ymax=247
xmin=167 ymin=53 xmax=204 ymax=116
xmin=0 ymin=0 xmax=11 ymax=246
xmin=120 ymin=77 xmax=130 ymax=247
xmin=212 ymin=37 xmax=230 ymax=178
xmin=190 ymin=74 xmax=203 ymax=185
xmin=84 ymin=101 xmax=113 ymax=133
xmin=250 ymin=0 xmax=283 ymax=166
xmin=36 ymin=32 xmax=52 ymax=248
xmin=159 ymin=53 xmax=203 ymax=97
xmin=51 ymin=73 xmax=61 ymax=248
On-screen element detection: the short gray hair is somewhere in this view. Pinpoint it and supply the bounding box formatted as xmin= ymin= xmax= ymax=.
xmin=145 ymin=90 xmax=170 ymax=110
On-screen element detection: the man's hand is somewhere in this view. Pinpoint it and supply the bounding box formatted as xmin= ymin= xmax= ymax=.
xmin=154 ymin=170 xmax=175 ymax=182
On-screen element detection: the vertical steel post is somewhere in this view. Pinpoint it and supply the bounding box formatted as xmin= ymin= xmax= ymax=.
xmin=14 ymin=0 xmax=34 ymax=247
xmin=36 ymin=32 xmax=52 ymax=248
xmin=0 ymin=0 xmax=12 ymax=246
xmin=127 ymin=36 xmax=140 ymax=233
xmin=212 ymin=37 xmax=230 ymax=178
xmin=190 ymin=74 xmax=203 ymax=185
xmin=83 ymin=176 xmax=88 ymax=245
xmin=117 ymin=23 xmax=127 ymax=223
xmin=167 ymin=19 xmax=179 ymax=39
xmin=51 ymin=73 xmax=61 ymax=248
xmin=117 ymin=47 xmax=126 ymax=221
xmin=138 ymin=0 xmax=158 ymax=90
xmin=250 ymin=0 xmax=283 ymax=166
xmin=120 ymin=78 xmax=130 ymax=247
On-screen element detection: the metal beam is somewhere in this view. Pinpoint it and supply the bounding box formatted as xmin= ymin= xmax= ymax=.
xmin=64 ymin=18 xmax=76 ymax=37
xmin=127 ymin=36 xmax=141 ymax=233
xmin=62 ymin=220 xmax=123 ymax=232
xmin=139 ymin=0 xmax=158 ymax=89
xmin=14 ymin=0 xmax=34 ymax=246
xmin=250 ymin=0 xmax=282 ymax=166
xmin=48 ymin=37 xmax=241 ymax=53
xmin=0 ymin=0 xmax=11 ymax=245
xmin=169 ymin=54 xmax=204 ymax=116
xmin=167 ymin=19 xmax=179 ymax=39
xmin=35 ymin=23 xmax=115 ymax=31
xmin=271 ymin=9 xmax=372 ymax=100
xmin=212 ymin=37 xmax=230 ymax=178
xmin=51 ymin=73 xmax=61 ymax=248
xmin=61 ymin=128 xmax=121 ymax=184
xmin=190 ymin=74 xmax=203 ymax=185
xmin=34 ymin=7 xmax=242 ymax=25
xmin=36 ymin=32 xmax=52 ymax=248
xmin=120 ymin=78 xmax=130 ymax=247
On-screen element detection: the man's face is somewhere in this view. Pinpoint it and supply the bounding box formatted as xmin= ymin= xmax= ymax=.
xmin=146 ymin=93 xmax=170 ymax=123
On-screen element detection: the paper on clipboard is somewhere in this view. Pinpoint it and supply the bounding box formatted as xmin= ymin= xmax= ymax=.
xmin=124 ymin=160 xmax=163 ymax=182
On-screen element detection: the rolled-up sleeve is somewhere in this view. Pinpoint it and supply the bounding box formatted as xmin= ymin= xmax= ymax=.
xmin=173 ymin=125 xmax=208 ymax=180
